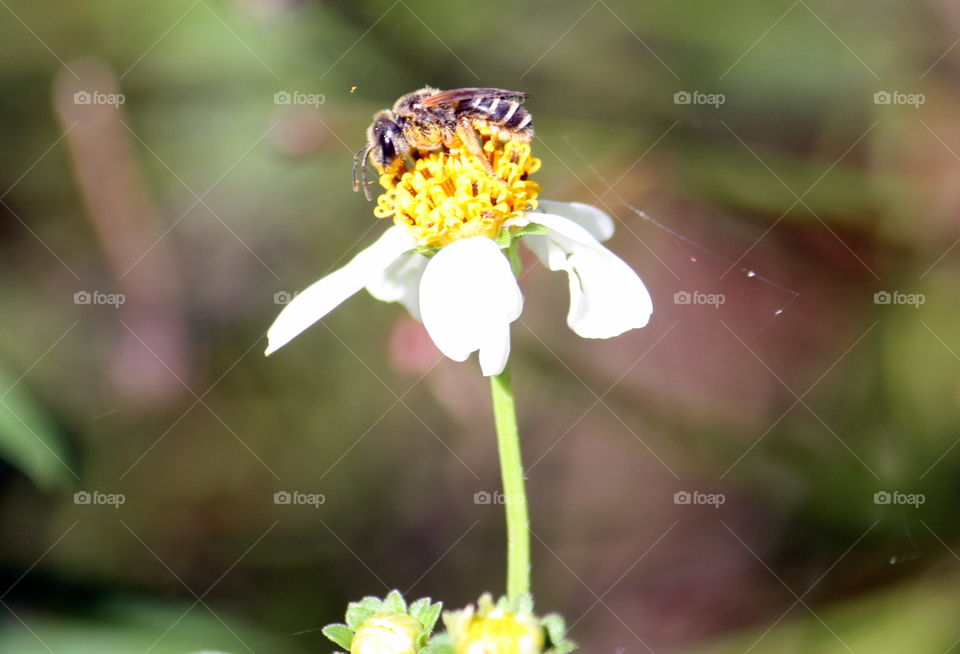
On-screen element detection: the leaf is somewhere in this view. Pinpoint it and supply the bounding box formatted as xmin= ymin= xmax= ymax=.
xmin=0 ymin=361 xmax=72 ymax=490
xmin=322 ymin=624 xmax=354 ymax=650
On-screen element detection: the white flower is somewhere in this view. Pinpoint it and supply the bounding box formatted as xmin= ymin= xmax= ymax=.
xmin=265 ymin=201 xmax=652 ymax=376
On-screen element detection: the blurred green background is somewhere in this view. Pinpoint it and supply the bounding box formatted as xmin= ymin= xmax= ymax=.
xmin=1 ymin=0 xmax=960 ymax=652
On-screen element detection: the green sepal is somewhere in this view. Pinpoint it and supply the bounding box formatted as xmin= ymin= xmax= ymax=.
xmin=322 ymin=623 xmax=354 ymax=650
xmin=541 ymin=613 xmax=565 ymax=642
xmin=542 ymin=612 xmax=577 ymax=653
xmin=345 ymin=596 xmax=381 ymax=630
xmin=409 ymin=598 xmax=443 ymax=636
xmin=408 ymin=597 xmax=430 ymax=620
xmin=412 ymin=245 xmax=441 ymax=258
xmin=383 ymin=589 xmax=407 ymax=614
xmin=552 ymin=637 xmax=578 ymax=654
xmin=512 ymin=222 xmax=549 ymax=237
xmin=495 ymin=221 xmax=548 ymax=250
xmin=423 ymin=631 xmax=454 ymax=654
xmin=507 ymin=239 xmax=523 ymax=276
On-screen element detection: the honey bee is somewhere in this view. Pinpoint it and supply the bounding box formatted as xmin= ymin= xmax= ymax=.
xmin=352 ymin=86 xmax=533 ymax=200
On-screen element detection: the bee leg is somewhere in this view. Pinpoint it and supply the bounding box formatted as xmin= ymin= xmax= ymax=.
xmin=353 ymin=145 xmax=369 ymax=196
xmin=455 ymin=120 xmax=497 ymax=178
xmin=360 ymin=146 xmax=373 ymax=201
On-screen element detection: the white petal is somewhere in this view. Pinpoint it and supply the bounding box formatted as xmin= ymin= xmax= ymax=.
xmin=523 ymin=212 xmax=593 ymax=272
xmin=525 ymin=213 xmax=652 ymax=339
xmin=419 ymin=237 xmax=522 ymax=375
xmin=365 ymin=251 xmax=428 ymax=320
xmin=537 ymin=200 xmax=615 ymax=241
xmin=478 ymin=326 xmax=512 ymax=377
xmin=265 ymin=226 xmax=415 ymax=354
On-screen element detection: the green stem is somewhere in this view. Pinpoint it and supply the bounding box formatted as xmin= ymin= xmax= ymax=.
xmin=490 ymin=364 xmax=531 ymax=599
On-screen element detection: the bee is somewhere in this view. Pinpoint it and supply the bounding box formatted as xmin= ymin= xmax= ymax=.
xmin=352 ymin=86 xmax=533 ymax=200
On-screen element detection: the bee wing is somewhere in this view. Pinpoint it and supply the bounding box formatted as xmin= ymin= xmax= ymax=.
xmin=421 ymin=88 xmax=528 ymax=107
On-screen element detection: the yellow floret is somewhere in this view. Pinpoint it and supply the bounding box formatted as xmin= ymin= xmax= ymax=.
xmin=373 ymin=125 xmax=541 ymax=247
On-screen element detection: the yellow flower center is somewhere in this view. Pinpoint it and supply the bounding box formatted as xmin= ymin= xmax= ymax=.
xmin=372 ymin=125 xmax=541 ymax=247
xmin=456 ymin=612 xmax=544 ymax=654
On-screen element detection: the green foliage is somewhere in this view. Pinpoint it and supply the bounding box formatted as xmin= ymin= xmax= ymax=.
xmin=0 ymin=597 xmax=272 ymax=654
xmin=0 ymin=361 xmax=71 ymax=490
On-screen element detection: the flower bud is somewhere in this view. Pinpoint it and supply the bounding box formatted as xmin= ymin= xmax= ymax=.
xmin=446 ymin=595 xmax=544 ymax=654
xmin=351 ymin=613 xmax=424 ymax=654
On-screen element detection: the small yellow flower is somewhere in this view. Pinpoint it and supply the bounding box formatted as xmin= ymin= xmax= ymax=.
xmin=373 ymin=125 xmax=541 ymax=247
xmin=445 ymin=594 xmax=544 ymax=654
xmin=351 ymin=613 xmax=423 ymax=654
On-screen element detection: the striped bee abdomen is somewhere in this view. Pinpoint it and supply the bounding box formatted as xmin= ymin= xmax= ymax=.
xmin=464 ymin=96 xmax=533 ymax=140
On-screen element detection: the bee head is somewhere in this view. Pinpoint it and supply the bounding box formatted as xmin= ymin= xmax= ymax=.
xmin=354 ymin=111 xmax=408 ymax=200
xmin=367 ymin=112 xmax=407 ymax=172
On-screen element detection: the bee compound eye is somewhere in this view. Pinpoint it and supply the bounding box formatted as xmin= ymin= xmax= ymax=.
xmin=379 ymin=137 xmax=396 ymax=161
